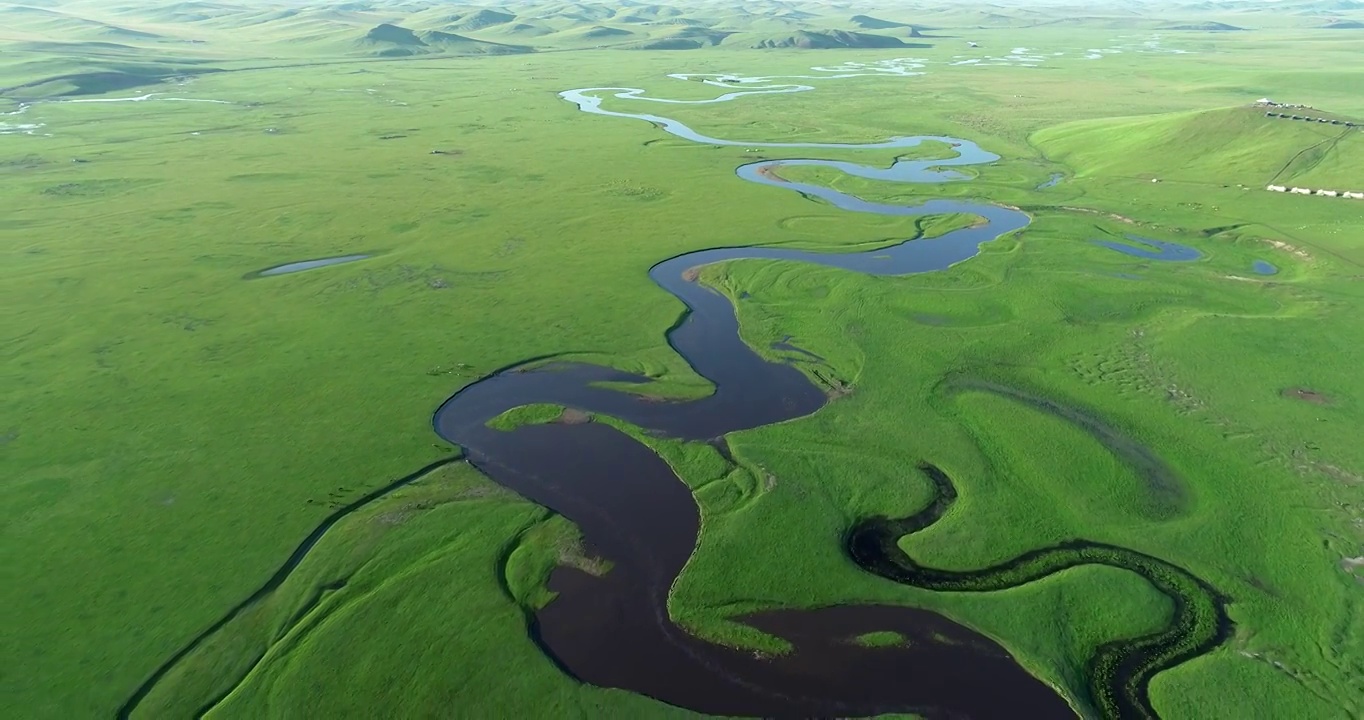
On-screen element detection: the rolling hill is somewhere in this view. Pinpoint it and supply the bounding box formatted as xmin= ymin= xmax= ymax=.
xmin=747 ymin=29 xmax=909 ymax=49
xmin=1033 ymin=106 xmax=1361 ymax=187
xmin=848 ymin=14 xmax=918 ymax=33
xmin=356 ymin=23 xmax=532 ymax=56
xmin=1160 ymin=21 xmax=1245 ymax=31
xmin=3 ymin=0 xmax=1363 ymax=97
xmin=451 ymin=8 xmax=516 ymax=30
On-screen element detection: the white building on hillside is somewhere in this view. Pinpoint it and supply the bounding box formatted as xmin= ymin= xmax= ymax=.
xmin=1317 ymin=189 xmax=1340 ymax=197
xmin=1290 ymin=187 xmax=1312 ymax=194
xmin=1267 ymin=185 xmax=1287 ymax=192
xmin=1344 ymin=192 xmax=1364 ymax=200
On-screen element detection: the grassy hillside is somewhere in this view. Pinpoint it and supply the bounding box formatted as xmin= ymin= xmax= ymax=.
xmin=742 ymin=29 xmax=911 ymax=49
xmin=1033 ymin=106 xmax=1362 ymax=187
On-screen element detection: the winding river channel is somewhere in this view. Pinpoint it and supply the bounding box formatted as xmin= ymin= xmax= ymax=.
xmin=428 ymin=86 xmax=1230 ymax=718
xmin=125 ymin=75 xmax=1229 ymax=720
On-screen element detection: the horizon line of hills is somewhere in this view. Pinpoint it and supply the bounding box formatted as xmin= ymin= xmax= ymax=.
xmin=3 ymin=0 xmax=1361 ymax=98
xmin=3 ymin=0 xmax=1362 ymax=59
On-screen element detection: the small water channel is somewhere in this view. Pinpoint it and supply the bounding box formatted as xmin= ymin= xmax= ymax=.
xmin=253 ymin=254 xmax=371 ymax=277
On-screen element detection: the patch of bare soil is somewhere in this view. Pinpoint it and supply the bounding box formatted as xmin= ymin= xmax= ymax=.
xmin=1261 ymin=238 xmax=1312 ymax=261
xmin=813 ymin=369 xmax=854 ymax=399
xmin=1307 ymin=462 xmax=1362 ymax=485
xmin=1340 ymin=556 xmax=1364 ymax=584
xmin=755 ymin=164 xmax=788 ymax=182
xmin=681 ymin=267 xmax=701 ymax=282
xmin=556 ymin=408 xmax=592 ymax=425
xmin=1281 ymin=387 xmax=1332 ymax=405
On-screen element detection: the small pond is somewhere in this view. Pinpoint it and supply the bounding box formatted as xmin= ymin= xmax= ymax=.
xmin=255 ymin=254 xmax=371 ymax=277
xmin=1095 ymin=235 xmax=1201 ymax=261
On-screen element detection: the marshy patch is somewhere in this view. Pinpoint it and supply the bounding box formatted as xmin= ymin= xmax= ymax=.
xmin=1281 ymin=387 xmax=1331 ymax=405
xmin=40 ymin=178 xmax=158 ymax=197
xmin=912 ymin=313 xmax=953 ymax=326
xmin=1036 ymin=172 xmax=1063 ymax=190
xmin=324 ymin=262 xmax=502 ymax=294
xmin=226 ymin=172 xmax=305 ymax=182
xmin=1 ymin=154 xmax=48 ymax=170
xmin=601 ymin=180 xmax=667 ymax=200
xmin=1094 ymin=234 xmax=1202 ymax=262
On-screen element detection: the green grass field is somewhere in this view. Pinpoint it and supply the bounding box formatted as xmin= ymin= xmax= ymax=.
xmin=4 ymin=1 xmax=1363 ymax=718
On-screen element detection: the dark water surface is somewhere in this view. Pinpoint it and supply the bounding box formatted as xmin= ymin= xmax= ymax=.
xmin=432 ymin=89 xmax=1074 ymax=717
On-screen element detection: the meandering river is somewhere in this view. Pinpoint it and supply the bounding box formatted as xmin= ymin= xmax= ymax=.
xmin=430 ymin=84 xmax=1228 ymax=719
xmin=125 ymin=74 xmax=1228 ymax=720
xmin=431 ymin=87 xmax=1067 ymax=717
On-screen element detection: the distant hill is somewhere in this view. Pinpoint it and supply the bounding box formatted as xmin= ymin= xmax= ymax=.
xmin=1320 ymin=19 xmax=1364 ymax=28
xmin=1160 ymin=21 xmax=1245 ymax=31
xmin=487 ymin=21 xmax=554 ymax=37
xmin=625 ymin=25 xmax=730 ymax=49
xmin=452 ymin=8 xmax=516 ymax=30
xmin=357 ymin=23 xmax=532 ymax=56
xmin=749 ymin=29 xmax=908 ymax=49
xmin=362 ymin=23 xmax=424 ymax=46
xmin=849 ymin=14 xmax=919 ymax=34
xmin=559 ymin=24 xmax=635 ymax=39
xmin=629 ymin=37 xmax=703 ymax=49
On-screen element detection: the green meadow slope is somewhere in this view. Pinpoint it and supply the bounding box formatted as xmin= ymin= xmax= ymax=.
xmin=1033 ymin=106 xmax=1363 ymax=188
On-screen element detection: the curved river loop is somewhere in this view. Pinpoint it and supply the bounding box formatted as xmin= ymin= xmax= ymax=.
xmin=122 ymin=69 xmax=1232 ymax=720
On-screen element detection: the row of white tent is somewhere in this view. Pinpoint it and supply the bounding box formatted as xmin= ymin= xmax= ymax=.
xmin=1266 ymin=185 xmax=1364 ymax=199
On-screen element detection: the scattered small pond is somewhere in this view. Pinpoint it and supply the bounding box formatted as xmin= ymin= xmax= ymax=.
xmin=1036 ymin=173 xmax=1063 ymax=189
xmin=1095 ymin=235 xmax=1201 ymax=261
xmin=1252 ymin=260 xmax=1278 ymax=275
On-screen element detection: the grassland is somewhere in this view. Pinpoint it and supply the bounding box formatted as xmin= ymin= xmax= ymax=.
xmin=4 ymin=1 xmax=1364 ymax=718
